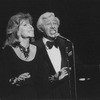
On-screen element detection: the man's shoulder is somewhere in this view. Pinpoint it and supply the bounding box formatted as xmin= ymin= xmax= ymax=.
xmin=58 ymin=37 xmax=72 ymax=46
xmin=34 ymin=38 xmax=44 ymax=48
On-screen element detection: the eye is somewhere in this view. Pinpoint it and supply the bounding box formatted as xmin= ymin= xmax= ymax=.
xmin=46 ymin=23 xmax=51 ymax=26
xmin=23 ymin=24 xmax=27 ymax=26
xmin=53 ymin=22 xmax=57 ymax=25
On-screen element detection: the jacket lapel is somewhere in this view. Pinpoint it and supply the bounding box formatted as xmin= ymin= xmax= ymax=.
xmin=39 ymin=39 xmax=56 ymax=74
xmin=58 ymin=39 xmax=68 ymax=69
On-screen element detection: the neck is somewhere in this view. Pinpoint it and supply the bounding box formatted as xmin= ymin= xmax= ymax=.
xmin=19 ymin=37 xmax=30 ymax=49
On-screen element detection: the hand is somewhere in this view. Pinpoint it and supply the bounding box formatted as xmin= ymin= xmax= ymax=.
xmin=17 ymin=72 xmax=31 ymax=81
xmin=49 ymin=67 xmax=71 ymax=82
xmin=49 ymin=72 xmax=59 ymax=82
xmin=9 ymin=72 xmax=31 ymax=85
xmin=58 ymin=67 xmax=69 ymax=80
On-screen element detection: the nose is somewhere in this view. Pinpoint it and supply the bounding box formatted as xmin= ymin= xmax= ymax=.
xmin=29 ymin=25 xmax=34 ymax=30
xmin=50 ymin=23 xmax=55 ymax=28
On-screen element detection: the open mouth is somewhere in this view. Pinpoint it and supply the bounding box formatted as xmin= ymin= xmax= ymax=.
xmin=28 ymin=30 xmax=34 ymax=33
xmin=50 ymin=30 xmax=56 ymax=34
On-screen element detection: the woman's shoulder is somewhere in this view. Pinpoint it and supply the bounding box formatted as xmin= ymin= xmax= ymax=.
xmin=0 ymin=45 xmax=15 ymax=67
xmin=3 ymin=45 xmax=14 ymax=51
xmin=1 ymin=45 xmax=14 ymax=57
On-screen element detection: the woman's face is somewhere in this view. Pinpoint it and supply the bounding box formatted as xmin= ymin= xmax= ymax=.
xmin=18 ymin=19 xmax=34 ymax=38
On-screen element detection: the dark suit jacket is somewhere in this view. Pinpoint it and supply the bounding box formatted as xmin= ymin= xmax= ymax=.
xmin=34 ymin=37 xmax=76 ymax=99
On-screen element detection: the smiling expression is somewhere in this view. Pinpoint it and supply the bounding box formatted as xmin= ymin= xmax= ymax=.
xmin=18 ymin=19 xmax=34 ymax=38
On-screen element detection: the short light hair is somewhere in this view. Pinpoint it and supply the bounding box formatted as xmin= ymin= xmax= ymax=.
xmin=37 ymin=12 xmax=60 ymax=32
xmin=4 ymin=12 xmax=33 ymax=47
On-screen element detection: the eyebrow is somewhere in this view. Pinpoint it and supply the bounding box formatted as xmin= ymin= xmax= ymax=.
xmin=44 ymin=19 xmax=57 ymax=23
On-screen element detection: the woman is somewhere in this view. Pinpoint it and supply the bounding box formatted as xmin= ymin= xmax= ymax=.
xmin=0 ymin=12 xmax=38 ymax=100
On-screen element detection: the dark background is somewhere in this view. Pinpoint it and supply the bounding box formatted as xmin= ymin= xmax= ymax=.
xmin=1 ymin=0 xmax=100 ymax=99
xmin=0 ymin=0 xmax=100 ymax=65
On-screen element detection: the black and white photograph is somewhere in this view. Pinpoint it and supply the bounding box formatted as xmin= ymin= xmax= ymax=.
xmin=0 ymin=0 xmax=100 ymax=100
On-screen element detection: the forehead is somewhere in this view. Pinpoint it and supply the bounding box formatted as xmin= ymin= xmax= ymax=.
xmin=20 ymin=19 xmax=30 ymax=25
xmin=43 ymin=16 xmax=57 ymax=24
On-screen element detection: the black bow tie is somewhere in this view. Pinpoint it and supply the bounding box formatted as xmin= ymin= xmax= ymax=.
xmin=46 ymin=39 xmax=59 ymax=49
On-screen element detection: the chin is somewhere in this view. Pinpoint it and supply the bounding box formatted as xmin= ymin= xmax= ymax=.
xmin=29 ymin=33 xmax=34 ymax=37
xmin=52 ymin=36 xmax=56 ymax=38
xmin=51 ymin=34 xmax=57 ymax=37
xmin=49 ymin=36 xmax=56 ymax=40
xmin=26 ymin=35 xmax=34 ymax=38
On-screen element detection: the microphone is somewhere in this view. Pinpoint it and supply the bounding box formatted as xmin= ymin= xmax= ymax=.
xmin=56 ymin=33 xmax=73 ymax=44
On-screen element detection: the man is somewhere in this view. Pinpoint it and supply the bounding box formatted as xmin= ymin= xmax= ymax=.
xmin=35 ymin=12 xmax=76 ymax=99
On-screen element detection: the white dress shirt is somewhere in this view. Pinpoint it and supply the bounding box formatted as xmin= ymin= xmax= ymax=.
xmin=43 ymin=37 xmax=61 ymax=73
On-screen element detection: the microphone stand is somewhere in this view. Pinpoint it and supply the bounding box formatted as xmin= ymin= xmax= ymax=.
xmin=72 ymin=42 xmax=77 ymax=100
xmin=57 ymin=35 xmax=77 ymax=100
xmin=66 ymin=46 xmax=72 ymax=98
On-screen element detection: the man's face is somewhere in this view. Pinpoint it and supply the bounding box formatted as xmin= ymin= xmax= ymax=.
xmin=43 ymin=17 xmax=59 ymax=39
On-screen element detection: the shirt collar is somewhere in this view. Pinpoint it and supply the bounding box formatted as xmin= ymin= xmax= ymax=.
xmin=43 ymin=37 xmax=52 ymax=49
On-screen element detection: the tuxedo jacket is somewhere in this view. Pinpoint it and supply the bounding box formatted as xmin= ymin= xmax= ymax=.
xmin=34 ymin=37 xmax=76 ymax=99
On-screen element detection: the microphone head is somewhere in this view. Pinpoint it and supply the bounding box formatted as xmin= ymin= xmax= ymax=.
xmin=57 ymin=34 xmax=73 ymax=45
xmin=57 ymin=34 xmax=69 ymax=41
